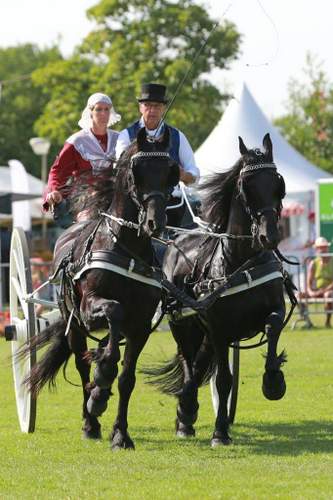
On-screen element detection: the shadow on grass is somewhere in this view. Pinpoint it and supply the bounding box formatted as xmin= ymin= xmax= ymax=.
xmin=133 ymin=420 xmax=333 ymax=455
xmin=232 ymin=420 xmax=333 ymax=455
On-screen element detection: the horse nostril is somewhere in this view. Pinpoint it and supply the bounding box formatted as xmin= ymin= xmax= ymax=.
xmin=148 ymin=220 xmax=156 ymax=232
xmin=260 ymin=234 xmax=267 ymax=245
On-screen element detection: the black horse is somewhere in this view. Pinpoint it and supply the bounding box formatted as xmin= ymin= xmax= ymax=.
xmin=145 ymin=133 xmax=289 ymax=447
xmin=21 ymin=127 xmax=179 ymax=449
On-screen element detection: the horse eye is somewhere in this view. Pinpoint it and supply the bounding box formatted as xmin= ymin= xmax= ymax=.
xmin=254 ymin=149 xmax=263 ymax=156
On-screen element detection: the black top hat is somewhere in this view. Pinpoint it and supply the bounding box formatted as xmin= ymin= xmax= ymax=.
xmin=137 ymin=83 xmax=169 ymax=103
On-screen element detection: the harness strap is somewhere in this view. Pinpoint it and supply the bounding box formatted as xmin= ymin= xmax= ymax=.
xmin=72 ymin=251 xmax=162 ymax=289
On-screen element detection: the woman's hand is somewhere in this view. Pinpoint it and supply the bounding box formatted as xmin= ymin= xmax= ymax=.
xmin=46 ymin=190 xmax=63 ymax=206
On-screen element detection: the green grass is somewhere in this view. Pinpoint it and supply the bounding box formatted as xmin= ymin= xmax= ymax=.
xmin=1 ymin=321 xmax=333 ymax=499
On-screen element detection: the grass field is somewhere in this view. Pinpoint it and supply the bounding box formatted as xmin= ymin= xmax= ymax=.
xmin=1 ymin=319 xmax=333 ymax=499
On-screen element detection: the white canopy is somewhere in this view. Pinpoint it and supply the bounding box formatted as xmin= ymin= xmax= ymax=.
xmin=0 ymin=162 xmax=47 ymax=221
xmin=195 ymin=84 xmax=331 ymax=194
xmin=0 ymin=165 xmax=44 ymax=201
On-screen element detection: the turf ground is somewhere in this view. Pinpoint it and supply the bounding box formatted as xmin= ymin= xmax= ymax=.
xmin=1 ymin=320 xmax=332 ymax=499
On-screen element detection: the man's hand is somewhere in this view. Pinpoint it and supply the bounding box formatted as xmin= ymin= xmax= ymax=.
xmin=46 ymin=190 xmax=63 ymax=206
xmin=179 ymin=167 xmax=196 ymax=185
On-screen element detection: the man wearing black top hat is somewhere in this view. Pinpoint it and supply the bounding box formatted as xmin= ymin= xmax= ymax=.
xmin=116 ymin=83 xmax=200 ymax=188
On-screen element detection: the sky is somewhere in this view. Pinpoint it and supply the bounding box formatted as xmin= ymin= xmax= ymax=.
xmin=1 ymin=0 xmax=332 ymax=120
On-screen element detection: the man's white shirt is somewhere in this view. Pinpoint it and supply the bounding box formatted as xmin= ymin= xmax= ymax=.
xmin=115 ymin=118 xmax=200 ymax=181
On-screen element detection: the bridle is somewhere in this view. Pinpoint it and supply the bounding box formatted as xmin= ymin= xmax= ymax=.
xmin=237 ymin=162 xmax=285 ymax=240
xmin=129 ymin=150 xmax=172 ymax=201
xmin=111 ymin=150 xmax=176 ymax=235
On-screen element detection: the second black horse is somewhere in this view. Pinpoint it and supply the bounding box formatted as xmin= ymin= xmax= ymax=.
xmin=145 ymin=133 xmax=289 ymax=447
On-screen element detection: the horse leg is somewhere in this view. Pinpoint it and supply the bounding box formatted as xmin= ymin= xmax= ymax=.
xmin=82 ymin=297 xmax=123 ymax=418
xmin=176 ymin=330 xmax=213 ymax=438
xmin=175 ymin=350 xmax=198 ymax=438
xmin=110 ymin=331 xmax=149 ymax=450
xmin=68 ymin=323 xmax=101 ymax=439
xmin=262 ymin=311 xmax=287 ymax=400
xmin=211 ymin=346 xmax=233 ymax=447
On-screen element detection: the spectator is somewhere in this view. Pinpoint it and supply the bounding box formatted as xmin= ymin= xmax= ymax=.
xmin=31 ymin=257 xmax=53 ymax=317
xmin=299 ymin=236 xmax=333 ymax=327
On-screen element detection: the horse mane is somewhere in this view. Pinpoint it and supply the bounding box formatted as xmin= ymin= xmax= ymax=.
xmin=66 ymin=142 xmax=138 ymax=219
xmin=199 ymin=159 xmax=244 ymax=231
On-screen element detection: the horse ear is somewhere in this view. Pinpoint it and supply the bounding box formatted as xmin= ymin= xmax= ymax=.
xmin=136 ymin=127 xmax=148 ymax=151
xmin=263 ymin=133 xmax=273 ymax=161
xmin=278 ymin=174 xmax=286 ymax=199
xmin=160 ymin=126 xmax=170 ymax=150
xmin=238 ymin=136 xmax=248 ymax=155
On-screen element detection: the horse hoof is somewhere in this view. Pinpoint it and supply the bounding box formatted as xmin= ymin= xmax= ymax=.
xmin=112 ymin=442 xmax=135 ymax=451
xmin=262 ymin=370 xmax=286 ymax=400
xmin=175 ymin=418 xmax=195 ymax=438
xmin=176 ymin=427 xmax=195 ymax=439
xmin=111 ymin=429 xmax=135 ymax=451
xmin=82 ymin=427 xmax=102 ymax=440
xmin=211 ymin=436 xmax=232 ymax=448
xmin=211 ymin=430 xmax=232 ymax=447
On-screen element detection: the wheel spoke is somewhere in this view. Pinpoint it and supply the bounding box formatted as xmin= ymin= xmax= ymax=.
xmin=11 ymin=276 xmax=29 ymax=318
xmin=12 ymin=248 xmax=22 ymax=281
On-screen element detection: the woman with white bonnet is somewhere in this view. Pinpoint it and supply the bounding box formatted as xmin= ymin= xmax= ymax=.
xmin=43 ymin=92 xmax=121 ymax=227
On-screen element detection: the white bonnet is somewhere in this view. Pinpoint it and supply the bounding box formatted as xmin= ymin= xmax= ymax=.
xmin=78 ymin=92 xmax=121 ymax=130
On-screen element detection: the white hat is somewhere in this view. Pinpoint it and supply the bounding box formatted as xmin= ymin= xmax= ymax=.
xmin=78 ymin=92 xmax=121 ymax=130
xmin=314 ymin=236 xmax=330 ymax=248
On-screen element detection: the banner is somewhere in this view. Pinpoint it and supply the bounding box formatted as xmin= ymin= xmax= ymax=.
xmin=316 ymin=179 xmax=333 ymax=250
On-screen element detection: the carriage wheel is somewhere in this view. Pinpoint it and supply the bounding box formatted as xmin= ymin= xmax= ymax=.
xmin=9 ymin=227 xmax=37 ymax=433
xmin=210 ymin=342 xmax=240 ymax=424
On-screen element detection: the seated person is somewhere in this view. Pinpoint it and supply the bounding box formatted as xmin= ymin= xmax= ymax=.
xmin=116 ymin=82 xmax=200 ymax=228
xmin=43 ymin=92 xmax=120 ymax=228
xmin=299 ymin=236 xmax=333 ymax=327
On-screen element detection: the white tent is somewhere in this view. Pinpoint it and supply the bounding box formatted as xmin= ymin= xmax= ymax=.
xmin=0 ymin=163 xmax=47 ymax=221
xmin=0 ymin=165 xmax=44 ymax=201
xmin=195 ymin=84 xmax=332 ymax=259
xmin=195 ymin=83 xmax=331 ymax=194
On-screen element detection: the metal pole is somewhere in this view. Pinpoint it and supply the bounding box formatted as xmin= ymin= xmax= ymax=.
xmin=41 ymin=153 xmax=48 ymax=244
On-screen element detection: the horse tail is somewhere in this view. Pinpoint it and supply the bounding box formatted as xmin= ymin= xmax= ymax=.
xmin=141 ymin=355 xmax=184 ymax=395
xmin=141 ymin=352 xmax=216 ymax=395
xmin=21 ymin=319 xmax=72 ymax=396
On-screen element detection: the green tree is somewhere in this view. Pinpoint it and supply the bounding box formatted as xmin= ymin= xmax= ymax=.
xmin=34 ymin=0 xmax=241 ymax=152
xmin=0 ymin=44 xmax=62 ymax=176
xmin=274 ymin=54 xmax=333 ymax=173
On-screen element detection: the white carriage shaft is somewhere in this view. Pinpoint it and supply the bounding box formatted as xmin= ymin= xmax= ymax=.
xmin=9 ymin=227 xmax=37 ymax=433
xmin=210 ymin=343 xmax=240 ymax=424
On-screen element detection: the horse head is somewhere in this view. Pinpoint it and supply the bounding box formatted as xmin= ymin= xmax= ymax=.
xmin=130 ymin=126 xmax=180 ymax=237
xmin=237 ymin=133 xmax=285 ymax=249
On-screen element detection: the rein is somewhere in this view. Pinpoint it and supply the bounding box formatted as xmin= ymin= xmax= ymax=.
xmin=70 ymin=154 xmax=297 ymax=336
